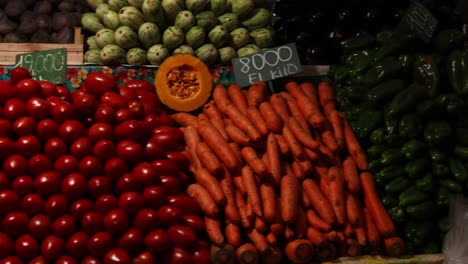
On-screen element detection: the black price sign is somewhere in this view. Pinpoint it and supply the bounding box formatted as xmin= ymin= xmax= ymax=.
xmin=15 ymin=48 xmax=67 ymax=84
xmin=232 ymin=43 xmax=303 ymax=87
xmin=399 ymin=0 xmax=438 ymax=43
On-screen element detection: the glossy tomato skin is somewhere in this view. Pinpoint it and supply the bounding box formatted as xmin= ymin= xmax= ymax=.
xmin=116 ymin=140 xmax=143 ymax=164
xmin=2 ymin=211 xmax=29 ymax=238
xmin=0 ymin=119 xmax=12 ymax=137
xmin=44 ymin=137 xmax=67 ymax=160
xmin=158 ymin=205 xmax=183 ymax=226
xmin=38 ymin=80 xmax=58 ymax=97
xmin=143 ymin=140 xmax=166 ymax=161
xmin=94 ymin=104 xmax=115 ymax=124
xmin=55 ymin=256 xmax=79 ymax=264
xmin=28 ymin=214 xmax=52 ymax=240
xmin=136 ymin=90 xmax=159 ymax=103
xmin=151 ymin=159 xmax=179 ymax=176
xmin=103 ymin=158 xmax=128 ymax=181
xmin=82 ymin=256 xmax=102 ymax=264
xmin=70 ymin=137 xmax=92 ymax=159
xmin=41 ymin=235 xmax=65 ymax=261
xmin=54 ymin=155 xmax=79 ymax=176
xmin=88 ymin=123 xmax=113 ymax=142
xmin=144 ymin=229 xmax=171 ymax=253
xmin=117 ymin=227 xmax=144 ymax=255
xmin=119 ymin=87 xmax=138 ymax=103
xmin=10 ymin=67 xmax=32 ymax=86
xmin=143 ymin=186 xmax=167 ymax=209
xmin=71 ymin=94 xmax=98 ymax=118
xmin=0 ymin=232 xmax=14 ymax=258
xmin=159 ymin=112 xmax=175 ymax=127
xmin=3 ymin=154 xmax=28 ymax=178
xmin=133 ymin=251 xmax=156 ymax=264
xmin=36 ymin=119 xmax=59 ymax=140
xmin=12 ymin=116 xmax=35 ymax=136
xmin=152 ymin=127 xmax=185 ymax=151
xmin=70 ymin=199 xmax=94 ymax=221
xmin=0 ymin=137 xmax=15 ymax=159
xmin=0 ymin=171 xmax=9 ymax=190
xmin=62 ymin=173 xmax=88 ymax=201
xmin=103 ymin=209 xmax=130 ymax=236
xmin=15 ymin=234 xmax=39 ymax=261
xmin=81 ymin=212 xmax=104 ymax=236
xmin=165 ymin=247 xmax=193 ymax=264
xmin=114 ymin=120 xmax=146 ymax=142
xmin=103 ymin=248 xmax=131 ymax=264
xmin=88 ymin=176 xmax=112 ymax=198
xmin=93 ymin=140 xmax=116 ymax=161
xmin=85 ymin=72 xmax=116 ymax=97
xmin=0 ymin=81 xmax=16 ymax=105
xmin=56 ymin=86 xmax=72 ymax=102
xmin=4 ymin=98 xmax=26 ymax=121
xmin=0 ymin=190 xmax=20 ymax=215
xmin=127 ymin=100 xmax=144 ymax=120
xmin=133 ymin=208 xmax=160 ymax=233
xmin=50 ymin=101 xmax=76 ymax=123
xmin=100 ymin=92 xmax=126 ymax=111
xmin=26 ymin=97 xmax=51 ymax=120
xmin=21 ymin=194 xmax=44 ymax=216
xmin=88 ymin=232 xmax=113 ymax=258
xmin=65 ymin=231 xmax=89 ymax=259
xmin=28 ymin=154 xmax=52 ymax=176
xmin=34 ymin=171 xmax=62 ymax=197
xmin=167 ymin=195 xmax=201 ymax=215
xmin=115 ymin=108 xmax=135 ymax=123
xmin=165 ymin=151 xmax=190 ymax=170
xmin=95 ymin=194 xmax=119 ymax=215
xmin=15 ymin=79 xmax=41 ymax=102
xmin=167 ymin=225 xmax=197 ymax=249
xmin=79 ymin=156 xmax=103 ymax=178
xmin=115 ymin=173 xmax=143 ymax=195
xmin=59 ymin=120 xmax=86 ymax=144
xmin=143 ymin=114 xmax=160 ymax=131
xmin=11 ymin=175 xmax=34 ymax=197
xmin=160 ymin=175 xmax=186 ymax=195
xmin=0 ymin=256 xmax=23 ymax=264
xmin=44 ymin=194 xmax=68 ymax=218
xmin=52 ymin=215 xmax=76 ymax=238
xmin=118 ymin=191 xmax=144 ymax=216
xmin=192 ymin=248 xmax=211 ymax=264
xmin=131 ymin=162 xmax=160 ymax=186
xmin=15 ymin=135 xmax=41 ymax=157
xmin=182 ymin=215 xmax=205 ymax=235
xmin=123 ymin=79 xmax=155 ymax=93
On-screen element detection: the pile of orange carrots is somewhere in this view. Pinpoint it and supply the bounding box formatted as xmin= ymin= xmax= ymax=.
xmin=171 ymin=80 xmax=405 ymax=264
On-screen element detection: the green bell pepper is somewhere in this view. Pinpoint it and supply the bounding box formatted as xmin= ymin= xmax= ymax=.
xmin=385 ymin=176 xmax=411 ymax=193
xmin=401 ymin=139 xmax=426 ymax=160
xmin=380 ymin=149 xmax=405 ymax=166
xmin=432 ymin=163 xmax=451 ymax=178
xmin=446 ymin=49 xmax=468 ymax=94
xmin=353 ymin=110 xmax=383 ymax=139
xmin=434 ymin=93 xmax=465 ymax=114
xmin=341 ymin=34 xmax=376 ymax=53
xmin=344 ymin=50 xmax=373 ymax=67
xmin=423 ymin=120 xmax=452 ymax=145
xmin=342 ymin=85 xmax=369 ymax=102
xmin=436 ymin=187 xmax=450 ymax=209
xmin=398 ymin=54 xmax=415 ymax=75
xmin=404 ymin=220 xmax=433 ymax=246
xmin=386 ymin=83 xmax=427 ymax=118
xmin=456 ymin=128 xmax=468 ymax=146
xmin=381 ymin=194 xmax=399 ymax=208
xmin=415 ymin=172 xmax=435 ymax=193
xmin=369 ymin=128 xmax=385 ymax=145
xmin=368 ymin=159 xmax=384 ymax=174
xmin=405 ymin=158 xmax=430 ymax=179
xmin=416 ymin=99 xmax=441 ymax=120
xmin=413 ymin=55 xmax=439 ymax=97
xmin=388 ymin=206 xmax=406 ymax=224
xmin=328 ymin=64 xmax=350 ymax=83
xmin=429 ymin=148 xmax=448 ymax=163
xmin=398 ymin=113 xmax=423 ymax=139
xmin=448 ymin=157 xmax=468 ymax=183
xmin=454 ymin=145 xmax=468 ymax=160
xmin=384 ymin=134 xmax=404 ymax=147
xmin=399 ymin=187 xmax=429 ymax=207
xmin=363 ymin=56 xmax=402 ymax=85
xmin=367 ymin=145 xmax=385 ymax=160
xmin=440 ymin=178 xmax=463 ymax=193
xmin=432 ymin=29 xmax=465 ymax=55
xmin=367 ymin=79 xmax=406 ymax=104
xmin=384 ymin=116 xmax=399 ymax=135
xmin=375 ymin=166 xmax=406 ymax=184
xmin=405 ymin=201 xmax=435 ymax=219
xmin=376 ymin=31 xmax=393 ymax=44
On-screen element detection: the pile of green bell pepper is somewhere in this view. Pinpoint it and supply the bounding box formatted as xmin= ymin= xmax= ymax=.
xmin=330 ymin=28 xmax=468 ymax=255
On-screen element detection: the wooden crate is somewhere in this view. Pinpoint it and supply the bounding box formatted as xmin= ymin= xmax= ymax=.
xmin=0 ymin=27 xmax=84 ymax=65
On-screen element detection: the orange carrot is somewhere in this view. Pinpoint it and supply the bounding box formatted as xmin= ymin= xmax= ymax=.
xmin=259 ymin=101 xmax=284 ymax=134
xmin=327 ymin=166 xmax=346 ymax=225
xmin=227 ymin=83 xmax=249 ymax=115
xmin=247 ymin=228 xmax=269 ymax=253
xmin=211 ymin=244 xmax=236 ymax=264
xmin=233 ymin=169 xmax=246 ymax=196
xmin=320 ymin=126 xmax=339 ymax=153
xmin=281 ymin=92 xmax=311 ymax=135
xmin=300 ymin=82 xmax=319 ymax=102
xmin=195 ymin=142 xmax=224 ymax=175
xmin=225 ymin=119 xmax=252 ymax=146
xmin=360 ymin=172 xmax=396 ymax=237
xmin=197 ymin=119 xmax=239 ymax=171
xmin=205 ymin=216 xmax=225 ymax=245
xmin=194 ymin=167 xmax=227 ymax=206
xmin=305 ymin=209 xmax=331 ymax=232
xmin=274 ymin=134 xmax=290 ymax=157
xmin=383 ymin=237 xmax=405 ymax=257
xmin=313 ymin=130 xmax=337 ymax=163
xmin=291 ymin=159 xmax=305 ymax=180
xmin=284 ymin=239 xmax=314 ymax=264
xmin=315 ymin=243 xmax=337 ymax=262
xmin=304 ymin=148 xmax=320 ymax=161
xmin=183 ymin=126 xmax=202 ymax=171
xmin=241 ymin=166 xmax=262 ymax=217
xmin=280 ymin=175 xmax=300 ymax=224
xmin=203 ymin=100 xmax=225 ymax=120
xmin=287 ymin=117 xmax=320 ymax=150
xmin=298 ymin=160 xmax=313 ymax=175
xmin=337 ymin=231 xmax=346 ymax=242
xmin=285 ymin=81 xmax=325 ymax=129
xmin=213 ymin=84 xmax=232 ymax=113
xmin=266 ymin=232 xmax=278 ymax=246
xmin=343 ymin=117 xmax=368 ymax=170
xmin=270 ymin=199 xmax=284 ymax=236
xmin=344 ymin=223 xmax=355 ymax=238
xmin=324 ymin=230 xmax=339 ymax=242
xmin=364 ymin=208 xmax=380 ymax=248
xmin=316 ymin=165 xmax=331 ymax=201
xmin=221 ymin=168 xmax=242 ymax=225
xmin=328 ymin=110 xmax=345 ymax=150
xmin=306 ymin=226 xmax=327 ymax=247
xmin=259 ymin=183 xmax=276 ymax=223
xmin=198 ymin=112 xmax=210 ymax=122
xmin=225 ymin=103 xmax=262 ymax=143
xmin=294 ymin=207 xmax=307 ymax=239
xmin=254 ymin=216 xmax=268 ymax=233
xmin=171 ymin=112 xmax=198 ymax=127
xmin=282 ymin=125 xmax=304 ymax=159
xmin=266 ymin=133 xmax=281 ymax=186
xmin=236 ymin=190 xmax=252 ymax=229
xmin=241 ymin=147 xmax=269 ymax=178
xmin=284 ymin=225 xmax=295 ymax=241
xmin=355 ymin=227 xmax=367 ymax=246
xmin=247 ymin=106 xmax=270 ymax=137
xmin=301 ymin=188 xmax=311 ymax=208
xmin=187 ymin=183 xmax=219 ymax=218
xmin=346 ymin=193 xmax=363 ymax=226
xmin=229 ymin=142 xmax=243 ymax=164
xmin=247 ymin=82 xmax=268 ymax=108
xmin=211 ymin=118 xmax=230 ymax=141
xmin=302 ymin=179 xmax=336 ymax=225
xmin=225 ymin=223 xmax=242 ymax=248
xmin=343 ymin=238 xmax=361 ymax=257
xmin=269 ymin=93 xmax=290 ymax=123
xmin=236 ymin=243 xmax=259 ymax=264
xmin=262 ymin=246 xmax=283 ymax=264
xmin=342 ymin=157 xmax=361 ymax=194
xmin=246 ymin=196 xmax=254 ymax=222
xmin=317 ymin=81 xmax=336 ymax=116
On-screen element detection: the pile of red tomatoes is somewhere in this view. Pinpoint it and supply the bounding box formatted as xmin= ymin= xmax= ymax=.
xmin=0 ymin=68 xmax=210 ymax=264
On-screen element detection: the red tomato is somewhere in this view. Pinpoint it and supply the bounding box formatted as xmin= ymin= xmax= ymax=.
xmin=168 ymin=195 xmax=201 ymax=215
xmin=151 ymin=159 xmax=179 ymax=176
xmin=15 ymin=135 xmax=41 ymax=157
xmin=41 ymin=235 xmax=65 ymax=261
xmin=133 ymin=208 xmax=160 ymax=233
xmin=103 ymin=209 xmax=129 ymax=236
xmin=101 ymin=92 xmax=127 ymax=110
xmin=143 ymin=114 xmax=160 ymax=131
xmin=131 ymin=162 xmax=160 ymax=186
xmin=88 ymin=176 xmax=112 ymax=198
xmin=28 ymin=214 xmax=51 ymax=240
xmin=11 ymin=175 xmax=34 ymax=197
xmin=158 ymin=112 xmax=175 ymax=127
xmin=117 ymin=228 xmax=144 ymax=255
xmin=44 ymin=194 xmax=68 ymax=218
xmin=12 ymin=116 xmax=35 ymax=136
xmin=165 ymin=151 xmax=190 ymax=170
xmin=167 ymin=225 xmax=197 ymax=249
xmin=114 ymin=120 xmax=146 ymax=142
xmin=43 ymin=137 xmax=67 ymax=160
xmin=116 ymin=140 xmax=144 ymax=164
xmin=95 ymin=194 xmax=119 ymax=215
xmin=127 ymin=100 xmax=144 ymax=119
xmin=192 ymin=248 xmax=211 ymax=264
xmin=133 ymin=251 xmax=156 ymax=264
xmin=182 ymin=215 xmax=205 ymax=234
xmin=28 ymin=154 xmax=52 ymax=176
xmin=143 ymin=186 xmax=167 ymax=209
xmin=115 ymin=173 xmax=143 ymax=195
xmin=15 ymin=234 xmax=39 ymax=261
xmin=103 ymin=248 xmax=131 ymax=264
xmin=47 ymin=96 xmax=62 ymax=106
xmin=52 ymin=215 xmax=76 ymax=238
xmin=0 ymin=256 xmax=23 ymax=264
xmin=81 ymin=256 xmax=102 ymax=264
xmin=84 ymin=72 xmax=116 ymax=97
xmin=21 ymin=194 xmax=44 ymax=216
xmin=70 ymin=137 xmax=92 ymax=159
xmin=56 ymin=86 xmax=72 ymax=102
xmin=36 ymin=119 xmax=59 ymax=140
xmin=118 ymin=191 xmax=144 ymax=216
xmin=81 ymin=212 xmax=104 ymax=235
xmin=0 ymin=232 xmax=14 ymax=258
xmin=123 ymin=79 xmax=155 ymax=92
xmin=79 ymin=156 xmax=103 ymax=178
xmin=53 ymin=155 xmax=79 ymax=176
xmin=88 ymin=232 xmax=113 ymax=258
xmin=59 ymin=120 xmax=86 ymax=143
xmin=62 ymin=173 xmax=88 ymax=201
xmin=0 ymin=137 xmax=15 ymax=159
xmin=0 ymin=119 xmax=12 ymax=137
xmin=143 ymin=140 xmax=166 ymax=161
xmin=152 ymin=127 xmax=184 ymax=151
xmin=157 ymin=205 xmax=183 ymax=226
xmin=119 ymin=87 xmax=138 ymax=102
xmin=55 ymin=256 xmax=78 ymax=264
xmin=38 ymin=80 xmax=58 ymax=97
xmin=141 ymin=101 xmax=158 ymax=116
xmin=0 ymin=190 xmax=20 ymax=215
xmin=71 ymin=94 xmax=98 ymax=118
xmin=0 ymin=171 xmax=9 ymax=190
xmin=26 ymin=97 xmax=50 ymax=120
xmin=0 ymin=81 xmax=16 ymax=105
xmin=88 ymin=123 xmax=113 ymax=142
xmin=94 ymin=104 xmax=115 ymax=124
xmin=160 ymin=175 xmax=186 ymax=195
xmin=29 ymin=256 xmax=48 ymax=264
xmin=93 ymin=140 xmax=116 ymax=161
xmin=4 ymin=98 xmax=26 ymax=121
xmin=10 ymin=67 xmax=32 ymax=86
xmin=136 ymin=90 xmax=159 ymax=103
xmin=34 ymin=171 xmax=62 ymax=197
xmin=165 ymin=247 xmax=193 ymax=264
xmin=144 ymin=229 xmax=171 ymax=253
xmin=115 ymin=108 xmax=135 ymax=123
xmin=15 ymin=79 xmax=41 ymax=101
xmin=2 ymin=211 xmax=29 ymax=238
xmin=70 ymin=199 xmax=94 ymax=221
xmin=50 ymin=101 xmax=76 ymax=123
xmin=65 ymin=231 xmax=89 ymax=259
xmin=3 ymin=154 xmax=27 ymax=178
xmin=103 ymin=157 xmax=128 ymax=181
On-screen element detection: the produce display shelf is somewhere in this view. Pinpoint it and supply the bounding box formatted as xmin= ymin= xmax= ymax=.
xmin=0 ymin=27 xmax=84 ymax=65
xmin=319 ymin=253 xmax=446 ymax=264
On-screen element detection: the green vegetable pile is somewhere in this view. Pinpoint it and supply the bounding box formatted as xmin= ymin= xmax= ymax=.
xmin=82 ymin=0 xmax=275 ymax=66
xmin=329 ymin=28 xmax=468 ymax=254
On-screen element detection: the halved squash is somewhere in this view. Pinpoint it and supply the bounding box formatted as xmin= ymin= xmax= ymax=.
xmin=155 ymin=54 xmax=212 ymax=112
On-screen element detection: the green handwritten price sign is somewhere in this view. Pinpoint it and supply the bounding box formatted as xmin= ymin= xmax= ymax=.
xmin=232 ymin=43 xmax=303 ymax=87
xmin=15 ymin=48 xmax=67 ymax=84
xmin=398 ymin=0 xmax=438 ymax=43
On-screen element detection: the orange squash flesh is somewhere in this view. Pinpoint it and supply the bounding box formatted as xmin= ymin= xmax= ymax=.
xmin=155 ymin=54 xmax=213 ymax=112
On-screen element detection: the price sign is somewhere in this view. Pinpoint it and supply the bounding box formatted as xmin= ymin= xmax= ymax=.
xmin=232 ymin=43 xmax=303 ymax=87
xmin=15 ymin=48 xmax=67 ymax=84
xmin=397 ymin=0 xmax=438 ymax=43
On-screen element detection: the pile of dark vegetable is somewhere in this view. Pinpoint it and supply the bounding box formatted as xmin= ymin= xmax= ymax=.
xmin=272 ymin=0 xmax=465 ymax=65
xmin=0 ymin=0 xmax=89 ymax=43
xmin=329 ymin=27 xmax=468 ymax=254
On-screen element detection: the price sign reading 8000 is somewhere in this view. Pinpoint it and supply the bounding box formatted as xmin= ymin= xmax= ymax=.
xmin=237 ymin=46 xmax=294 ymax=73
xmin=15 ymin=48 xmax=67 ymax=84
